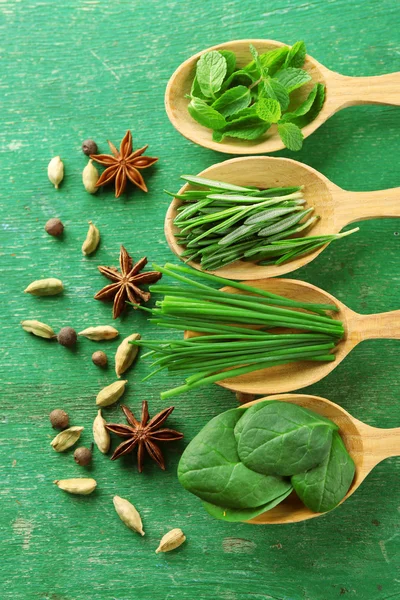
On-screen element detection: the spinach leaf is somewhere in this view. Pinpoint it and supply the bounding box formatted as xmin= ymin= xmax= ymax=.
xmin=257 ymin=98 xmax=281 ymax=123
xmin=237 ymin=401 xmax=337 ymax=476
xmin=277 ymin=122 xmax=304 ymax=151
xmin=219 ymin=50 xmax=236 ymax=79
xmin=211 ymin=85 xmax=251 ymax=118
xmin=188 ymin=98 xmax=227 ymax=130
xmin=178 ymin=408 xmax=292 ymax=509
xmin=202 ymin=486 xmax=293 ymax=522
xmin=196 ymin=51 xmax=227 ymax=98
xmin=292 ymin=431 xmax=355 ymax=513
xmin=218 ymin=115 xmax=270 ymax=141
xmin=273 ymin=67 xmax=311 ymax=93
xmin=284 ymin=41 xmax=306 ymax=68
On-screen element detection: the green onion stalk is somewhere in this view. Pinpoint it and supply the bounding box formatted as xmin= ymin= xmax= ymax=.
xmin=129 ymin=263 xmax=344 ymax=399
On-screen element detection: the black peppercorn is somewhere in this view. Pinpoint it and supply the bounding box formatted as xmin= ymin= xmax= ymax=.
xmin=57 ymin=327 xmax=77 ymax=347
xmin=45 ymin=218 xmax=64 ymax=237
xmin=49 ymin=408 xmax=69 ymax=430
xmin=74 ymin=446 xmax=93 ymax=466
xmin=92 ymin=350 xmax=108 ymax=367
xmin=82 ymin=139 xmax=98 ymax=156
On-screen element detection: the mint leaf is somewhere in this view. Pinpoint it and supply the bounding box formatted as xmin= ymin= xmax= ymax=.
xmin=228 ymin=105 xmax=257 ymax=120
xmin=261 ymin=78 xmax=290 ymax=111
xmin=219 ymin=50 xmax=236 ymax=79
xmin=211 ymin=85 xmax=251 ymax=117
xmin=244 ymin=47 xmax=289 ymax=79
xmin=212 ymin=130 xmax=224 ymax=142
xmin=188 ymin=98 xmax=227 ymax=130
xmin=273 ymin=67 xmax=311 ymax=92
xmin=249 ymin=44 xmax=268 ymax=78
xmin=281 ymin=83 xmax=325 ymax=127
xmin=190 ymin=75 xmax=208 ymax=101
xmin=221 ymin=69 xmax=255 ymax=92
xmin=256 ymin=98 xmax=281 ymax=123
xmin=277 ymin=122 xmax=304 ymax=151
xmin=284 ymin=41 xmax=306 ymax=68
xmin=280 ymin=84 xmax=318 ymax=122
xmin=196 ymin=51 xmax=227 ymax=98
xmin=221 ymin=115 xmax=270 ymax=140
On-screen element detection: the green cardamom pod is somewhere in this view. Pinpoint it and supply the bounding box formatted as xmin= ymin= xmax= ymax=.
xmin=24 ymin=278 xmax=64 ymax=296
xmin=96 ymin=380 xmax=128 ymax=407
xmin=82 ymin=221 xmax=100 ymax=255
xmin=21 ymin=319 xmax=55 ymax=339
xmin=50 ymin=426 xmax=83 ymax=452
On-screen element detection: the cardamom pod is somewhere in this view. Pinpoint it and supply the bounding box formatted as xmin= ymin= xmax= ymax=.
xmin=155 ymin=528 xmax=186 ymax=554
xmin=113 ymin=495 xmax=144 ymax=536
xmin=82 ymin=221 xmax=100 ymax=255
xmin=79 ymin=325 xmax=119 ymax=341
xmin=50 ymin=426 xmax=84 ymax=452
xmin=54 ymin=478 xmax=97 ymax=495
xmin=48 ymin=156 xmax=64 ymax=188
xmin=93 ymin=409 xmax=110 ymax=454
xmin=21 ymin=319 xmax=55 ymax=339
xmin=82 ymin=159 xmax=99 ymax=194
xmin=115 ymin=333 xmax=141 ymax=377
xmin=96 ymin=380 xmax=128 ymax=407
xmin=24 ymin=278 xmax=64 ymax=296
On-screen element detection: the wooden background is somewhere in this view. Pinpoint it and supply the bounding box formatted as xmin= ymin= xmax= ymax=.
xmin=1 ymin=1 xmax=399 ymax=598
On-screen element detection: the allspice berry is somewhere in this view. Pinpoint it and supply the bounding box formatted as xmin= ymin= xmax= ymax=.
xmin=82 ymin=139 xmax=98 ymax=156
xmin=74 ymin=446 xmax=93 ymax=466
xmin=45 ymin=218 xmax=64 ymax=237
xmin=49 ymin=408 xmax=69 ymax=430
xmin=58 ymin=327 xmax=77 ymax=347
xmin=92 ymin=350 xmax=108 ymax=368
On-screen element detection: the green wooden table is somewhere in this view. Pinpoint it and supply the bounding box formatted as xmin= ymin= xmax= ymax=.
xmin=2 ymin=1 xmax=399 ymax=598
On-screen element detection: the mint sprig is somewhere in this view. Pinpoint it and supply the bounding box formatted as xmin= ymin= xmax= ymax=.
xmin=187 ymin=41 xmax=325 ymax=151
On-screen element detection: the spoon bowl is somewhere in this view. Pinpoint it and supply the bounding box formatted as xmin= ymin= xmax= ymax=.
xmin=165 ymin=156 xmax=400 ymax=280
xmin=165 ymin=39 xmax=400 ymax=154
xmin=239 ymin=393 xmax=400 ymax=524
xmin=187 ymin=277 xmax=399 ymax=394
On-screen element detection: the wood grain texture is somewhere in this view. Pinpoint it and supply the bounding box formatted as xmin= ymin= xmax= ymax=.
xmin=0 ymin=1 xmax=399 ymax=599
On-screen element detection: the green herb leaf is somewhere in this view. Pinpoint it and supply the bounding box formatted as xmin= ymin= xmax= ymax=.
xmin=292 ymin=431 xmax=355 ymax=513
xmin=219 ymin=49 xmax=236 ymax=79
xmin=220 ymin=115 xmax=270 ymax=140
xmin=284 ymin=41 xmax=306 ymax=68
xmin=286 ymin=83 xmax=325 ymax=127
xmin=190 ymin=75 xmax=209 ymax=101
xmin=249 ymin=44 xmax=268 ymax=79
xmin=211 ymin=85 xmax=251 ymax=117
xmin=256 ymin=98 xmax=282 ymax=123
xmin=277 ymin=122 xmax=304 ymax=151
xmin=196 ymin=50 xmax=227 ymax=98
xmin=221 ymin=69 xmax=255 ymax=92
xmin=237 ymin=401 xmax=338 ymax=476
xmin=244 ymin=46 xmax=289 ymax=78
xmin=273 ymin=67 xmax=311 ymax=92
xmin=260 ymin=78 xmax=290 ymax=111
xmin=202 ymin=486 xmax=293 ymax=522
xmin=280 ymin=83 xmax=319 ymax=122
xmin=188 ymin=97 xmax=227 ymax=130
xmin=178 ymin=409 xmax=292 ymax=509
xmin=212 ymin=130 xmax=224 ymax=142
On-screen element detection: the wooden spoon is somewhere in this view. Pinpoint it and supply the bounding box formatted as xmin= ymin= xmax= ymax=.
xmin=240 ymin=393 xmax=400 ymax=524
xmin=165 ymin=39 xmax=400 ymax=155
xmin=165 ymin=156 xmax=400 ymax=280
xmin=200 ymin=277 xmax=399 ymax=395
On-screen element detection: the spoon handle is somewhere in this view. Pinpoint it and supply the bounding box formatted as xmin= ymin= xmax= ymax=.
xmin=334 ymin=188 xmax=400 ymax=228
xmin=355 ymin=310 xmax=400 ymax=340
xmin=358 ymin=422 xmax=400 ymax=468
xmin=332 ymin=72 xmax=400 ymax=108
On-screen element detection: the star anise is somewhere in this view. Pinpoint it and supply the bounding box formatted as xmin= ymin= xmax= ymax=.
xmin=106 ymin=402 xmax=184 ymax=472
xmin=90 ymin=130 xmax=158 ymax=198
xmin=94 ymin=245 xmax=162 ymax=319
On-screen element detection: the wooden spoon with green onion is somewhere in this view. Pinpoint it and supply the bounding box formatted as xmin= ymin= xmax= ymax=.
xmin=206 ymin=277 xmax=400 ymax=395
xmin=165 ymin=156 xmax=399 ymax=280
xmin=240 ymin=393 xmax=400 ymax=524
xmin=165 ymin=39 xmax=400 ymax=155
